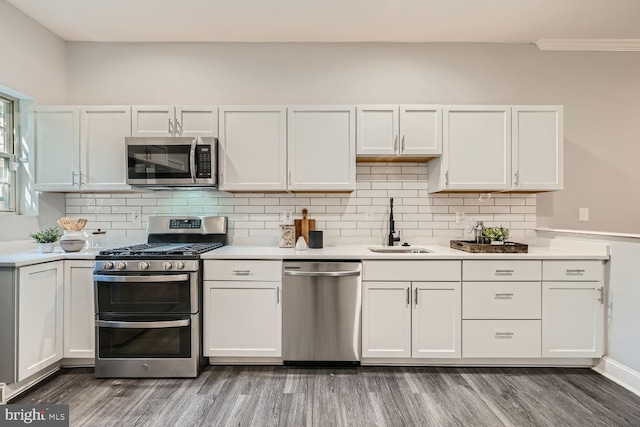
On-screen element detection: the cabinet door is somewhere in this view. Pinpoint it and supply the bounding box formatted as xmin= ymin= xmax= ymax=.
xmin=18 ymin=261 xmax=63 ymax=381
xmin=80 ymin=106 xmax=131 ymax=191
xmin=175 ymin=105 xmax=218 ymax=137
xmin=204 ymin=282 xmax=281 ymax=357
xmin=219 ymin=106 xmax=287 ymax=191
xmin=32 ymin=106 xmax=81 ymax=191
xmin=442 ymin=106 xmax=511 ymax=191
xmin=131 ymin=105 xmax=174 ymax=137
xmin=288 ymin=106 xmax=356 ymax=191
xmin=412 ymin=282 xmax=461 ymax=358
xmin=362 ymin=282 xmax=411 ymax=358
xmin=542 ymin=282 xmax=604 ymax=358
xmin=356 ymin=105 xmax=399 ymax=156
xmin=512 ymin=106 xmax=563 ymax=191
xmin=400 ymin=105 xmax=442 ymax=156
xmin=63 ymin=261 xmax=95 ymax=360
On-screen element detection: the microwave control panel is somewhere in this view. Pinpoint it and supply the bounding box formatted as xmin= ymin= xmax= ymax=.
xmin=195 ymin=145 xmax=212 ymax=178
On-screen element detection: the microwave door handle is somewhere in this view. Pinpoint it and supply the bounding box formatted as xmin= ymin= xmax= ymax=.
xmin=190 ymin=138 xmax=197 ymax=183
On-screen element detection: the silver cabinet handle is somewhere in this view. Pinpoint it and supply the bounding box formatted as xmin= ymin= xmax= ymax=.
xmin=176 ymin=119 xmax=182 ymax=136
xmin=445 ymin=171 xmax=449 ymax=186
xmin=401 ymin=135 xmax=405 ymax=152
xmin=71 ymin=171 xmax=77 ymax=187
xmin=514 ymin=170 xmax=519 ymax=186
xmin=495 ymin=269 xmax=514 ymax=275
xmin=288 ymin=171 xmax=292 ymax=187
xmin=80 ymin=172 xmax=87 ymax=186
xmin=598 ymin=287 xmax=604 ymax=304
xmin=494 ymin=293 xmax=514 ymax=299
xmin=414 ymin=288 xmax=418 ymax=306
xmin=495 ymin=331 xmax=514 ymax=338
xmin=393 ymin=135 xmax=398 ymax=153
xmin=169 ymin=118 xmax=174 ymax=136
xmin=277 ymin=287 xmax=280 ymax=304
xmin=406 ymin=287 xmax=410 ymax=306
xmin=232 ymin=270 xmax=252 ymax=276
xmin=566 ymin=269 xmax=586 ymax=274
xmin=96 ymin=319 xmax=189 ymax=329
xmin=94 ymin=274 xmax=189 ymax=283
xmin=284 ymin=270 xmax=360 ymax=277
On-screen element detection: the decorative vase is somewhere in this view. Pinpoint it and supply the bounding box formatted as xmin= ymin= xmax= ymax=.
xmin=39 ymin=242 xmax=55 ymax=253
xmin=490 ymin=240 xmax=504 ymax=245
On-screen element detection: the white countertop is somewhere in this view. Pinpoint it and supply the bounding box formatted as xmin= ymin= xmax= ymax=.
xmin=200 ymin=243 xmax=610 ymax=261
xmin=0 ymin=240 xmax=610 ymax=268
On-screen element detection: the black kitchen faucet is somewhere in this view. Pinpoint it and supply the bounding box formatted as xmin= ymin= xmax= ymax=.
xmin=388 ymin=197 xmax=401 ymax=246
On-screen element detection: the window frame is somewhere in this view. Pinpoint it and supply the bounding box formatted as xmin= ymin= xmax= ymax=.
xmin=0 ymin=93 xmax=17 ymax=213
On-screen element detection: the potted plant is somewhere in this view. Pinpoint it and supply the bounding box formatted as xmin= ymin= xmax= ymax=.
xmin=482 ymin=226 xmax=510 ymax=245
xmin=29 ymin=227 xmax=63 ymax=253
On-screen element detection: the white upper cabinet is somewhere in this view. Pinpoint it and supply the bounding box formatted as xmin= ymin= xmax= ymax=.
xmin=132 ymin=105 xmax=217 ymax=137
xmin=288 ymin=105 xmax=356 ymax=191
xmin=357 ymin=105 xmax=441 ymax=158
xmin=219 ymin=106 xmax=287 ymax=191
xmin=32 ymin=106 xmax=81 ymax=191
xmin=430 ymin=106 xmax=512 ymax=192
xmin=80 ymin=106 xmax=131 ymax=191
xmin=33 ymin=105 xmax=131 ymax=192
xmin=512 ymin=106 xmax=563 ymax=191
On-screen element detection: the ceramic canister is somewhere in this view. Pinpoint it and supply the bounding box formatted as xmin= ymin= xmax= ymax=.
xmin=279 ymin=224 xmax=295 ymax=248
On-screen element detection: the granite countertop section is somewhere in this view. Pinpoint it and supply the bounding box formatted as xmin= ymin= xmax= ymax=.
xmin=200 ymin=244 xmax=610 ymax=261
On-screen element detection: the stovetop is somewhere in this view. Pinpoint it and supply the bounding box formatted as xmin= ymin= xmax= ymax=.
xmin=98 ymin=242 xmax=224 ymax=257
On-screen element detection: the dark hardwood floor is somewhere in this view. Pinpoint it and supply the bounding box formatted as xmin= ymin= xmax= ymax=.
xmin=11 ymin=366 xmax=640 ymax=426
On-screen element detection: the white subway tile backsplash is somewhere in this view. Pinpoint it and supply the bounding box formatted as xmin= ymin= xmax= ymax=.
xmin=65 ymin=163 xmax=536 ymax=244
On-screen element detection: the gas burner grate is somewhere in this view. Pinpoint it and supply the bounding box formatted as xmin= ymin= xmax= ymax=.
xmin=99 ymin=242 xmax=224 ymax=256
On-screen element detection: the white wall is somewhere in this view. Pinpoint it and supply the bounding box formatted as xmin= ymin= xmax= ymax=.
xmin=64 ymin=42 xmax=640 ymax=234
xmin=0 ymin=0 xmax=67 ymax=241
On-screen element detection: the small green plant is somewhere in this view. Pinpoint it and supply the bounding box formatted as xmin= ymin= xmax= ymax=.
xmin=482 ymin=226 xmax=510 ymax=242
xmin=29 ymin=227 xmax=62 ymax=243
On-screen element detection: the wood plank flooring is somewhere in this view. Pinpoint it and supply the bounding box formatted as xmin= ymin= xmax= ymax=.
xmin=11 ymin=366 xmax=640 ymax=427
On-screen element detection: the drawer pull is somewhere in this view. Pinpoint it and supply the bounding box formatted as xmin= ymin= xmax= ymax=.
xmin=495 ymin=331 xmax=514 ymax=338
xmin=494 ymin=293 xmax=514 ymax=299
xmin=232 ymin=270 xmax=252 ymax=276
xmin=495 ymin=269 xmax=514 ymax=275
xmin=566 ymin=269 xmax=585 ymax=274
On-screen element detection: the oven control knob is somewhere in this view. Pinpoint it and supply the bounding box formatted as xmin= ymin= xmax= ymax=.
xmin=115 ymin=262 xmax=127 ymax=270
xmin=175 ymin=261 xmax=185 ymax=270
xmin=163 ymin=262 xmax=173 ymax=270
xmin=139 ymin=261 xmax=150 ymax=270
xmin=102 ymin=262 xmax=114 ymax=270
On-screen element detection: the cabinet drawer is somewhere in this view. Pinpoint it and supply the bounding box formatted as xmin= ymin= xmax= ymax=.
xmin=462 ymin=320 xmax=541 ymax=358
xmin=463 ymin=261 xmax=541 ymax=281
xmin=543 ymin=261 xmax=603 ymax=281
xmin=204 ymin=260 xmax=282 ymax=281
xmin=463 ymin=282 xmax=541 ymax=320
xmin=363 ymin=261 xmax=461 ymax=282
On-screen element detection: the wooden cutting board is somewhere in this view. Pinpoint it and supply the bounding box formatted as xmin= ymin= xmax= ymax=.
xmin=294 ymin=209 xmax=316 ymax=244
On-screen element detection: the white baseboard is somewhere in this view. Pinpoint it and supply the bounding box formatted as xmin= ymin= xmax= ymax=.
xmin=593 ymin=357 xmax=640 ymax=397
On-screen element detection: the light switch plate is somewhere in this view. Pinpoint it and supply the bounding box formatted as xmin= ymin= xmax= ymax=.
xmin=579 ymin=208 xmax=589 ymax=221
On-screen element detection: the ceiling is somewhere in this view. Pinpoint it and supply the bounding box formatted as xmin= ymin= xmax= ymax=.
xmin=7 ymin=0 xmax=640 ymax=44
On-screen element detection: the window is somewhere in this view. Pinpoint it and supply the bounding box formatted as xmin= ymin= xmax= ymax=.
xmin=0 ymin=95 xmax=16 ymax=212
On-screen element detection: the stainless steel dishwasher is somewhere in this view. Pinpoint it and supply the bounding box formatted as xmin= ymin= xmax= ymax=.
xmin=282 ymin=261 xmax=362 ymax=365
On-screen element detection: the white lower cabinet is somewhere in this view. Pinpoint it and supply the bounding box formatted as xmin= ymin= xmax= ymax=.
xmin=362 ymin=261 xmax=462 ymax=359
xmin=63 ymin=261 xmax=95 ymax=360
xmin=18 ymin=262 xmax=64 ymax=381
xmin=203 ymin=260 xmax=283 ymax=358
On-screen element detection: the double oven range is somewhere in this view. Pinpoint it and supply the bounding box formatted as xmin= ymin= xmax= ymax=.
xmin=93 ymin=216 xmax=227 ymax=378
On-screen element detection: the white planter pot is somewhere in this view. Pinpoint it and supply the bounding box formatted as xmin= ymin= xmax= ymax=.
xmin=38 ymin=242 xmax=55 ymax=253
xmin=490 ymin=240 xmax=504 ymax=245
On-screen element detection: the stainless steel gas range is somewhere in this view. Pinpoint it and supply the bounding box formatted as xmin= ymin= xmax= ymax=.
xmin=93 ymin=216 xmax=227 ymax=378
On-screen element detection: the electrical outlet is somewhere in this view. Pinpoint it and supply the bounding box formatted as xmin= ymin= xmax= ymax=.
xmin=132 ymin=210 xmax=141 ymax=224
xmin=455 ymin=212 xmax=465 ymax=224
xmin=364 ymin=208 xmax=374 ymax=221
xmin=579 ymin=208 xmax=589 ymax=221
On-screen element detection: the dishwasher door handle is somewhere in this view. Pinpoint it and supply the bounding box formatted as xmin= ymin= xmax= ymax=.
xmin=283 ymin=270 xmax=361 ymax=277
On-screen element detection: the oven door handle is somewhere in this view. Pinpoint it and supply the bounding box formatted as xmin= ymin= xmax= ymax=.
xmin=93 ymin=274 xmax=190 ymax=283
xmin=95 ymin=319 xmax=190 ymax=329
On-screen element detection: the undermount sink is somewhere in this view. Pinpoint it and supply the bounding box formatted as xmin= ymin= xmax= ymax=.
xmin=368 ymin=246 xmax=433 ymax=254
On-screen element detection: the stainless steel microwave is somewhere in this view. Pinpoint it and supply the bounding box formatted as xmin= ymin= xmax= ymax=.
xmin=125 ymin=137 xmax=218 ymax=188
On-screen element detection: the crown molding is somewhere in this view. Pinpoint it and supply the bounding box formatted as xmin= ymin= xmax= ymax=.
xmin=536 ymin=39 xmax=640 ymax=51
